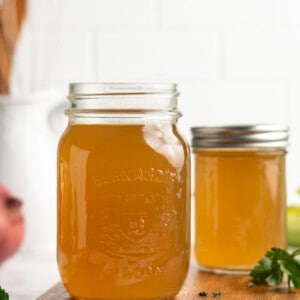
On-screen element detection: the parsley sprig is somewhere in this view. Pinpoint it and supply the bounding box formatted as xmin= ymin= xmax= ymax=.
xmin=0 ymin=286 xmax=9 ymax=300
xmin=250 ymin=247 xmax=300 ymax=290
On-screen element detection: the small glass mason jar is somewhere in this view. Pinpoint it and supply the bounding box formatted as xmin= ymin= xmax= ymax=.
xmin=191 ymin=124 xmax=288 ymax=274
xmin=57 ymin=83 xmax=191 ymax=300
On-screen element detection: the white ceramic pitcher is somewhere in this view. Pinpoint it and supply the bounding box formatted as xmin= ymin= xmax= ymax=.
xmin=0 ymin=94 xmax=66 ymax=254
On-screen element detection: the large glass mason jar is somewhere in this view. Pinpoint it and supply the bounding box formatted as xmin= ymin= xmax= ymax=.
xmin=57 ymin=83 xmax=191 ymax=300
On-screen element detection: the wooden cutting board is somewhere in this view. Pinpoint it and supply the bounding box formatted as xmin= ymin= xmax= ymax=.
xmin=37 ymin=262 xmax=300 ymax=299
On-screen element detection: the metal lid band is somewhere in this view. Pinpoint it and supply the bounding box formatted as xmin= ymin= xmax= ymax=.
xmin=191 ymin=124 xmax=289 ymax=149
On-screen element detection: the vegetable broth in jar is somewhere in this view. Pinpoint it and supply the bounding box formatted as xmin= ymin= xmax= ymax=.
xmin=191 ymin=125 xmax=288 ymax=274
xmin=57 ymin=83 xmax=191 ymax=299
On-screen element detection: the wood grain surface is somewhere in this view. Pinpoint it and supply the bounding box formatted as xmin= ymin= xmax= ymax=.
xmin=37 ymin=262 xmax=300 ymax=300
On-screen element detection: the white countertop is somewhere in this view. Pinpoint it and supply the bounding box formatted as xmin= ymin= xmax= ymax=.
xmin=0 ymin=247 xmax=60 ymax=300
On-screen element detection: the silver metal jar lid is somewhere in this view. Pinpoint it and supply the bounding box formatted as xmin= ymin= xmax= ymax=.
xmin=191 ymin=124 xmax=289 ymax=148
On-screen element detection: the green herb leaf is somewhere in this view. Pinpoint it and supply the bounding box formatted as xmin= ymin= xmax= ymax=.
xmin=249 ymin=247 xmax=300 ymax=290
xmin=198 ymin=290 xmax=208 ymax=297
xmin=249 ymin=257 xmax=272 ymax=284
xmin=212 ymin=291 xmax=222 ymax=297
xmin=0 ymin=286 xmax=9 ymax=300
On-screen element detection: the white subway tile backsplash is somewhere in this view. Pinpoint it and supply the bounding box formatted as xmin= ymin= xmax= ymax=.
xmin=287 ymin=0 xmax=300 ymax=26
xmin=177 ymin=82 xmax=287 ymax=142
xmin=225 ymin=31 xmax=300 ymax=79
xmin=30 ymin=31 xmax=96 ymax=92
xmin=289 ymin=81 xmax=300 ymax=130
xmin=96 ymin=32 xmax=219 ymax=81
xmin=161 ymin=0 xmax=281 ymax=28
xmin=28 ymin=0 xmax=158 ymax=30
xmin=27 ymin=0 xmax=67 ymax=29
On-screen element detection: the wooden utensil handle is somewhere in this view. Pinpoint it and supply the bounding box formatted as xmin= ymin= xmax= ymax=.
xmin=0 ymin=0 xmax=26 ymax=94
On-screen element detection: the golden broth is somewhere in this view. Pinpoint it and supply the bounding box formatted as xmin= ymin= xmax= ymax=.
xmin=57 ymin=124 xmax=190 ymax=299
xmin=194 ymin=149 xmax=286 ymax=271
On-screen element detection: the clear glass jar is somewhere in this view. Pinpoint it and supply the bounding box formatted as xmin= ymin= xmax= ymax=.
xmin=57 ymin=83 xmax=191 ymax=300
xmin=191 ymin=125 xmax=288 ymax=274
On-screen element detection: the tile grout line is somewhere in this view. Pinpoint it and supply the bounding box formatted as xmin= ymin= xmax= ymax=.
xmin=217 ymin=30 xmax=226 ymax=83
xmin=155 ymin=0 xmax=163 ymax=31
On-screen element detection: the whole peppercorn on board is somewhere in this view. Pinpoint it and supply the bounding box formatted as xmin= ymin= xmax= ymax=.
xmin=37 ymin=262 xmax=300 ymax=300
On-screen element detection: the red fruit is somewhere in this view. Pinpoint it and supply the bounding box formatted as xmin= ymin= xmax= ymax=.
xmin=0 ymin=185 xmax=24 ymax=263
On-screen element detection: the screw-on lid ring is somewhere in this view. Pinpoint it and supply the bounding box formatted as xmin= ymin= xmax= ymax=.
xmin=191 ymin=124 xmax=289 ymax=148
